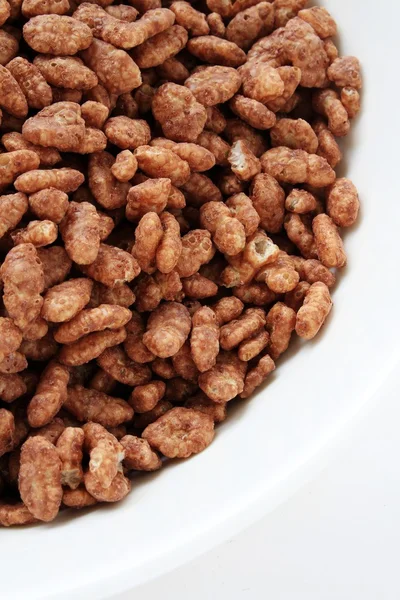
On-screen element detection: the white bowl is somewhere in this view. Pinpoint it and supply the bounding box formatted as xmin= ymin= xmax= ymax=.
xmin=4 ymin=1 xmax=400 ymax=598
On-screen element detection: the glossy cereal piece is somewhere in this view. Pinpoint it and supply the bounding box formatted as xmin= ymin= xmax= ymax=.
xmin=0 ymin=351 xmax=28 ymax=374
xmin=37 ymin=246 xmax=72 ymax=290
xmin=123 ymin=312 xmax=155 ymax=364
xmin=0 ymin=192 xmax=28 ymax=238
xmin=176 ymin=229 xmax=215 ymax=278
xmin=110 ymin=151 xmax=137 ymax=183
xmin=312 ymin=213 xmax=346 ymax=269
xmin=55 ymin=304 xmax=131 ymax=344
xmin=240 ymin=354 xmax=275 ymax=398
xmin=228 ymin=140 xmax=261 ymax=182
xmin=0 ymin=65 xmax=28 ymax=118
xmin=134 ymin=145 xmax=190 ymax=187
xmin=225 ymin=193 xmax=259 ymax=237
xmin=327 ymin=177 xmax=360 ymax=228
xmin=142 ymin=406 xmax=214 ymax=458
xmin=224 ymin=119 xmax=267 ymax=159
xmin=200 ymin=201 xmax=245 ymax=256
xmin=189 ymin=306 xmax=219 ymax=373
xmin=22 ymin=101 xmax=85 ymax=151
xmin=58 ymin=327 xmax=127 ymax=366
xmin=55 ymin=427 xmax=84 ymax=490
xmin=284 ymin=213 xmax=317 ymax=259
xmin=271 ymin=118 xmax=318 ymax=154
xmin=155 ymin=211 xmax=182 ymax=274
xmin=229 ymin=95 xmax=276 ymax=131
xmin=120 ymin=435 xmax=161 ymax=471
xmin=126 ymin=177 xmax=171 ymax=221
xmin=0 ymin=149 xmax=40 ymax=190
xmin=181 ymin=173 xmax=222 ymax=207
xmin=170 ymin=1 xmax=209 ymax=36
xmin=156 ymin=56 xmax=189 ymax=83
xmin=185 ymin=66 xmax=241 ymax=107
xmin=283 ymin=17 xmax=328 ymax=88
xmin=265 ymin=301 xmax=296 ymax=360
xmin=80 ymin=101 xmax=109 ymax=130
xmin=242 ymin=63 xmax=284 ymax=105
xmin=33 ymin=55 xmax=97 ymax=91
xmin=292 ymin=257 xmax=336 ymax=289
xmin=132 ymin=24 xmax=187 ymax=69
xmin=2 ymin=132 xmax=61 ymax=167
xmin=181 ymin=273 xmax=217 ymax=299
xmin=21 ymin=315 xmax=48 ymax=341
xmin=83 ymin=422 xmax=123 ymax=489
xmin=257 ymin=251 xmax=299 ymax=293
xmin=184 ymin=392 xmax=226 ymax=423
xmin=220 ymin=307 xmax=265 ymax=351
xmin=129 ymin=380 xmax=165 ymax=413
xmin=150 ymin=358 xmax=175 ymax=381
xmin=96 ymin=345 xmax=151 ymax=387
xmin=84 ymin=469 xmax=131 ymax=503
xmin=206 ymin=0 xmax=233 ymax=18
xmin=295 ymin=281 xmax=332 ymax=340
xmin=152 ymin=82 xmax=207 ymax=143
xmin=81 ymin=243 xmax=140 ymax=288
xmin=143 ymin=301 xmax=191 ymax=359
xmin=340 ymin=87 xmax=361 ymax=119
xmin=0 ymin=318 xmax=23 ymax=363
xmin=204 ymin=106 xmax=226 ymax=134
xmin=105 ymin=4 xmax=138 ymax=21
xmin=28 ymin=188 xmax=68 ymax=224
xmin=104 ymin=116 xmax=150 ymax=150
xmin=19 ymin=333 xmax=58 ymax=361
xmin=238 ymin=328 xmax=269 ymax=362
xmin=1 ymin=243 xmax=44 ymax=330
xmin=81 ymin=39 xmax=141 ymax=95
xmin=11 ymin=219 xmax=57 ymax=247
xmin=88 ymin=151 xmax=129 ymax=210
xmin=187 ymin=35 xmax=245 ymax=68
xmin=28 ymin=417 xmax=65 ymax=444
xmin=170 ymin=341 xmax=198 ymax=383
xmin=328 ymin=56 xmax=362 ymax=89
xmin=266 ymin=65 xmax=302 ymax=112
xmin=250 ymin=173 xmax=285 ymax=234
xmin=314 ymin=125 xmax=342 ymax=168
xmin=59 ymin=201 xmax=100 ymax=265
xmin=21 ymin=0 xmax=69 ymax=17
xmin=312 ymin=89 xmax=350 ymax=138
xmin=64 ymin=384 xmax=133 ymax=426
xmin=211 ymin=297 xmax=243 ymax=327
xmin=164 ymin=142 xmax=215 ymax=173
xmin=27 ymin=361 xmax=70 ymax=428
xmin=133 ymin=212 xmax=163 ymax=274
xmin=193 ymin=131 xmax=229 ymax=167
xmin=221 ymin=230 xmax=279 ymax=287
xmin=6 ymin=57 xmax=52 ymax=110
xmin=205 ymin=12 xmax=223 ymax=38
xmin=298 ymin=6 xmax=336 ymax=39
xmin=0 ymin=0 xmax=10 ymax=24
xmin=0 ymin=503 xmax=38 ymax=527
xmin=19 ymin=436 xmax=62 ymax=522
xmin=133 ymin=275 xmax=162 ymax=312
xmin=226 ymin=2 xmax=274 ymax=50
xmin=284 ymin=280 xmax=310 ymax=312
xmin=89 ymin=283 xmax=135 ymax=311
xmin=285 ymin=188 xmax=317 ymax=214
xmin=23 ymin=15 xmax=93 ymax=55
xmin=0 ymin=373 xmax=27 ymax=402
xmin=0 ymin=408 xmax=14 ymax=457
xmin=62 ymin=486 xmax=97 ymax=509
xmin=42 ymin=278 xmax=92 ymax=324
xmin=198 ymin=350 xmax=246 ymax=402
xmin=260 ymin=147 xmax=307 ymax=185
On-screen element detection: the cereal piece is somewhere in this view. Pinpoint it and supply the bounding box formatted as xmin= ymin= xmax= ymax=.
xmin=64 ymin=385 xmax=133 ymax=426
xmin=233 ymin=282 xmax=276 ymax=306
xmin=134 ymin=145 xmax=190 ymax=187
xmin=27 ymin=361 xmax=69 ymax=428
xmin=89 ymin=282 xmax=135 ymax=310
xmin=20 ymin=333 xmax=58 ymax=361
xmin=28 ymin=188 xmax=68 ymax=224
xmin=195 ymin=131 xmax=230 ymax=166
xmin=283 ymin=17 xmax=328 ymax=88
xmin=176 ymin=229 xmax=215 ymax=278
xmin=221 ymin=230 xmax=279 ymax=287
xmin=58 ymin=327 xmax=127 ymax=366
xmin=238 ymin=328 xmax=269 ymax=362
xmin=260 ymin=147 xmax=307 ymax=184
xmin=0 ymin=150 xmax=40 ymax=190
xmin=204 ymin=105 xmax=226 ymax=134
xmin=80 ymin=243 xmax=140 ymax=288
xmin=0 ymin=192 xmax=28 ymax=238
xmin=292 ymin=257 xmax=336 ymax=289
xmin=284 ymin=213 xmax=317 ymax=259
xmin=185 ymin=66 xmax=241 ymax=106
xmin=2 ymin=132 xmax=61 ymax=166
xmin=298 ymin=6 xmax=336 ymax=39
xmin=295 ymin=281 xmax=332 ymax=340
xmin=328 ymin=56 xmax=362 ymax=89
xmin=0 ymin=351 xmax=28 ymax=373
xmin=200 ymin=201 xmax=245 ymax=256
xmin=198 ymin=350 xmax=246 ymax=402
xmin=105 ymin=4 xmax=138 ymax=21
xmin=242 ymin=63 xmax=284 ymax=104
xmin=55 ymin=304 xmax=131 ymax=344
xmin=23 ymin=14 xmax=92 ymax=55
xmin=6 ymin=57 xmax=52 ymax=110
xmin=156 ymin=56 xmax=189 ymax=83
xmin=28 ymin=417 xmax=65 ymax=443
xmin=21 ymin=0 xmax=69 ymax=17
xmin=181 ymin=173 xmax=222 ymax=207
xmin=1 ymin=243 xmax=44 ymax=330
xmin=83 ymin=422 xmax=123 ymax=489
xmin=21 ymin=316 xmax=48 ymax=341
xmin=155 ymin=211 xmax=182 ymax=274
xmin=206 ymin=0 xmax=233 ymax=18
xmin=41 ymin=278 xmax=92 ymax=323
xmin=226 ymin=2 xmax=274 ymax=50
xmin=0 ymin=503 xmax=38 ymax=527
xmin=33 ymin=55 xmax=97 ymax=92
xmin=55 ymin=426 xmax=84 ymax=490
xmin=312 ymin=89 xmax=350 ymax=137
xmin=256 ymin=251 xmax=299 ymax=293
xmin=285 ymin=188 xmax=317 ymax=214
xmin=0 ymin=0 xmax=10 ymax=24
xmin=123 ymin=312 xmax=155 ymax=364
xmin=182 ymin=273 xmax=217 ymax=299
xmin=266 ymin=65 xmax=302 ymax=112
xmin=240 ymin=354 xmax=275 ymax=398
xmin=284 ymin=280 xmax=310 ymax=312
xmin=104 ymin=116 xmax=150 ymax=150
xmin=0 ymin=65 xmax=28 ymax=118
xmin=0 ymin=373 xmax=27 ymax=402
xmin=190 ymin=306 xmax=219 ymax=373
xmin=170 ymin=341 xmax=198 ymax=382
xmin=81 ymin=39 xmax=141 ymax=94
xmin=88 ymin=151 xmax=129 ymax=210
xmin=132 ymin=24 xmax=187 ymax=69
xmin=133 ymin=212 xmax=163 ymax=274
xmin=228 ymin=139 xmax=261 ymax=182
xmin=314 ymin=123 xmax=342 ymax=168
xmin=142 ymin=406 xmax=214 ymax=458
xmin=90 ymin=369 xmax=116 ymax=395
xmin=11 ymin=220 xmax=56 ymax=249
xmin=250 ymin=173 xmax=285 ymax=234
xmin=22 ymin=102 xmax=85 ymax=151
xmin=97 ymin=345 xmax=151 ymax=386
xmin=152 ymin=83 xmax=207 ymax=143
xmin=187 ymin=35 xmax=246 ymax=67
xmin=206 ymin=12 xmax=224 ymax=37
xmin=327 ymin=177 xmax=360 ymax=228
xmin=37 ymin=246 xmax=72 ymax=290
xmin=0 ymin=408 xmax=14 ymax=457
xmin=162 ymin=141 xmax=216 ymax=173
xmin=229 ymin=95 xmax=276 ymax=130
xmin=265 ymin=301 xmax=296 ymax=360
xmin=185 ymin=391 xmax=226 ymax=423
xmin=271 ymin=118 xmax=318 ymax=154
xmin=225 ymin=193 xmax=259 ymax=237
xmin=340 ymin=87 xmax=361 ymax=119
xmin=19 ymin=436 xmax=62 ymax=521
xmin=218 ymin=171 xmax=246 ymax=197
xmin=312 ymin=213 xmax=347 ymax=269
xmin=211 ymin=297 xmax=243 ymax=327
xmin=143 ymin=301 xmax=191 ymax=358
xmin=170 ymin=1 xmax=209 ymax=36
xmin=151 ymin=358 xmax=175 ymax=380
xmin=110 ymin=150 xmax=137 ymax=183
xmin=62 ymin=486 xmax=97 ymax=509
xmin=84 ymin=469 xmax=130 ymax=502
xmin=224 ymin=119 xmax=267 ymax=158
xmin=120 ymin=435 xmax=161 ymax=471
xmin=129 ymin=380 xmax=166 ymax=413
xmin=81 ymin=101 xmax=109 ymax=129
xmin=59 ymin=201 xmax=100 ymax=265
xmin=126 ymin=177 xmax=170 ymax=221
xmin=220 ymin=307 xmax=265 ymax=351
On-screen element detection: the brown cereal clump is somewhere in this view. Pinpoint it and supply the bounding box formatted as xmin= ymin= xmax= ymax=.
xmin=0 ymin=0 xmax=361 ymax=526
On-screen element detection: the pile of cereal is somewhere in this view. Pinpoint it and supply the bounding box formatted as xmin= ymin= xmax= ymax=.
xmin=0 ymin=0 xmax=361 ymax=526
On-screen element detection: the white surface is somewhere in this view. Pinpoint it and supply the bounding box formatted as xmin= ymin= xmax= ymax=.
xmin=3 ymin=1 xmax=400 ymax=599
